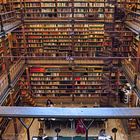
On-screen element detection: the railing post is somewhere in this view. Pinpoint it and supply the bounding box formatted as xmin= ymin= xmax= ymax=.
xmin=0 ymin=14 xmax=4 ymax=33
xmin=80 ymin=119 xmax=94 ymax=140
xmin=20 ymin=8 xmax=24 ymax=24
xmin=0 ymin=130 xmax=2 ymax=140
xmin=10 ymin=90 xmax=18 ymax=139
xmin=85 ymin=129 xmax=88 ymax=140
xmin=19 ymin=118 xmax=34 ymax=140
xmin=134 ymin=74 xmax=137 ymax=87
xmin=27 ymin=128 xmax=30 ymax=140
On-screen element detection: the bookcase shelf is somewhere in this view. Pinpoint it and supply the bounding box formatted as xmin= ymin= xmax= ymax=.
xmin=0 ymin=5 xmax=26 ymax=98
xmin=1 ymin=0 xmax=136 ymax=105
xmin=28 ymin=58 xmax=117 ymax=100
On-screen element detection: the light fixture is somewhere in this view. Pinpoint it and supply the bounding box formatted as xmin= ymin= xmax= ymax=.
xmin=66 ymin=56 xmax=74 ymax=61
xmin=128 ymin=56 xmax=131 ymax=62
xmin=136 ymin=34 xmax=140 ymax=41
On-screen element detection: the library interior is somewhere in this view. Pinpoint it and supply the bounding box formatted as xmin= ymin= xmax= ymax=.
xmin=0 ymin=0 xmax=140 ymax=140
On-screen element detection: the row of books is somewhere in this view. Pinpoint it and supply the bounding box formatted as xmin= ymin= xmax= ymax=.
xmin=30 ymin=73 xmax=103 ymax=76
xmin=11 ymin=0 xmax=105 ymax=2
xmin=27 ymin=24 xmax=104 ymax=28
xmin=24 ymin=14 xmax=110 ymax=19
xmin=30 ymin=67 xmax=102 ymax=71
xmin=23 ymin=2 xmax=105 ymax=7
xmin=31 ymin=84 xmax=104 ymax=88
xmin=26 ymin=39 xmax=104 ymax=42
xmin=21 ymin=21 xmax=106 ymax=57
xmin=31 ymin=81 xmax=103 ymax=84
xmin=30 ymin=77 xmax=102 ymax=81
xmin=32 ymin=90 xmax=102 ymax=94
xmin=25 ymin=29 xmax=105 ymax=32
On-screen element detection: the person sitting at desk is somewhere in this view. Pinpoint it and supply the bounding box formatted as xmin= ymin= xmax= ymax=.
xmin=99 ymin=129 xmax=106 ymax=137
xmin=98 ymin=129 xmax=111 ymax=140
xmin=46 ymin=99 xmax=54 ymax=107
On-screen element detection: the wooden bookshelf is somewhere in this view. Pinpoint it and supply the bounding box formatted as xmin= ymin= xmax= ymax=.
xmin=122 ymin=59 xmax=136 ymax=83
xmin=8 ymin=0 xmax=118 ymax=105
xmin=9 ymin=58 xmax=25 ymax=82
xmin=1 ymin=0 xmax=139 ymax=106
xmin=27 ymin=58 xmax=117 ymax=106
xmin=0 ymin=6 xmax=26 ymax=98
xmin=117 ymin=0 xmax=140 ymax=96
xmin=136 ymin=74 xmax=140 ymax=90
xmin=0 ymin=38 xmax=4 ymax=74
xmin=29 ymin=60 xmax=104 ymax=96
xmin=0 ymin=0 xmax=140 ymax=135
xmin=11 ymin=0 xmax=109 ymax=58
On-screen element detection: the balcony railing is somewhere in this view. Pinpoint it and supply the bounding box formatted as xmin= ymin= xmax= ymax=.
xmin=136 ymin=74 xmax=140 ymax=90
xmin=0 ymin=73 xmax=8 ymax=96
xmin=125 ymin=9 xmax=140 ymax=34
xmin=0 ymin=58 xmax=25 ymax=99
xmin=0 ymin=10 xmax=22 ymax=34
xmin=9 ymin=58 xmax=25 ymax=82
xmin=122 ymin=59 xmax=136 ymax=83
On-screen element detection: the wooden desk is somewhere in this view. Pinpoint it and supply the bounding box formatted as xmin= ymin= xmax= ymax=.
xmin=32 ymin=136 xmax=113 ymax=140
xmin=38 ymin=118 xmax=106 ymax=130
xmin=98 ymin=136 xmax=112 ymax=140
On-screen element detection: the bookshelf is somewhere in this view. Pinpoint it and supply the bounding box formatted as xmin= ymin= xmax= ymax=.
xmin=29 ymin=60 xmax=105 ymax=96
xmin=115 ymin=1 xmax=140 ymax=98
xmin=0 ymin=3 xmax=26 ymax=98
xmin=9 ymin=0 xmax=119 ymax=105
xmin=23 ymin=0 xmax=106 ymax=20
xmin=0 ymin=38 xmax=4 ymax=74
xmin=74 ymin=64 xmax=104 ymax=97
xmin=122 ymin=59 xmax=136 ymax=83
xmin=9 ymin=58 xmax=25 ymax=82
xmin=25 ymin=23 xmax=106 ymax=57
xmin=1 ymin=0 xmax=140 ymax=135
xmin=0 ymin=34 xmax=26 ymax=98
xmin=130 ymin=33 xmax=139 ymax=66
xmin=28 ymin=59 xmax=118 ymax=105
xmin=18 ymin=0 xmax=108 ymax=57
xmin=30 ymin=66 xmax=73 ymax=97
xmin=121 ymin=0 xmax=140 ymax=91
xmin=2 ymin=0 xmax=138 ymax=106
